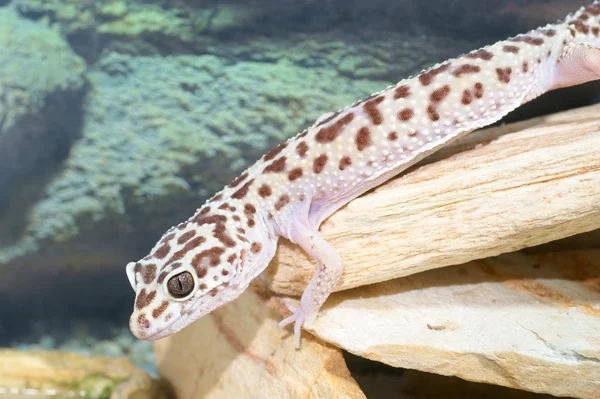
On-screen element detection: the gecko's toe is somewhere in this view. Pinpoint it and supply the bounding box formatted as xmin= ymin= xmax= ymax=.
xmin=278 ymin=307 xmax=306 ymax=348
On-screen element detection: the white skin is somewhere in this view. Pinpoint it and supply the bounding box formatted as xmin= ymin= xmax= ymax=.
xmin=127 ymin=2 xmax=600 ymax=348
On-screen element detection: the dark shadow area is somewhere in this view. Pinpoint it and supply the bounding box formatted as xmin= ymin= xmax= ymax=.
xmin=0 ymin=82 xmax=89 ymax=247
xmin=344 ymin=351 xmax=557 ymax=398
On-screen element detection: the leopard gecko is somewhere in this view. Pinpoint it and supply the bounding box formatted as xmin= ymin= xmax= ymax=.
xmin=127 ymin=2 xmax=600 ymax=348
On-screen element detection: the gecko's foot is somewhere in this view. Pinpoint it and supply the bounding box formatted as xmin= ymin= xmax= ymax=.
xmin=278 ymin=306 xmax=306 ymax=348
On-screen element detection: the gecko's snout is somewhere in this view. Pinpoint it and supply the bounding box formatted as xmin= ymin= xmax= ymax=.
xmin=129 ymin=312 xmax=153 ymax=340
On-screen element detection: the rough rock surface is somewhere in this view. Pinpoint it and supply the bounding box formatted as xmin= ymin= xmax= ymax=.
xmin=0 ymin=7 xmax=86 ymax=245
xmin=153 ymin=286 xmax=366 ymax=399
xmin=269 ymin=250 xmax=600 ymax=398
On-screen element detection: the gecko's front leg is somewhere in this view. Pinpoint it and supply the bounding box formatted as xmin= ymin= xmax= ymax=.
xmin=278 ymin=222 xmax=343 ymax=348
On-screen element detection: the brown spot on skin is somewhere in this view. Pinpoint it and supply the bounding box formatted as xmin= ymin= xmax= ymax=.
xmin=586 ymin=5 xmax=600 ymax=16
xmin=496 ymin=67 xmax=512 ymax=83
xmin=199 ymin=207 xmax=211 ymax=215
xmin=388 ymin=132 xmax=398 ymax=141
xmin=211 ymin=194 xmax=223 ymax=202
xmin=355 ymin=127 xmax=371 ymax=151
xmin=159 ymin=232 xmax=176 ymax=245
xmin=474 ymin=83 xmax=484 ymax=99
xmin=579 ymin=12 xmax=590 ymax=21
xmin=199 ymin=283 xmax=207 ymax=291
xmin=164 ymin=236 xmax=206 ymax=266
xmin=315 ymin=111 xmax=341 ymax=127
xmin=153 ymin=243 xmax=171 ymax=260
xmin=244 ymin=204 xmax=256 ymax=215
xmin=594 ymin=27 xmax=600 ymax=37
xmin=275 ymin=195 xmax=290 ymax=211
xmin=462 ymin=90 xmax=473 ymax=105
xmin=297 ymin=129 xmax=308 ymax=139
xmin=248 ymin=219 xmax=255 ymax=228
xmin=177 ymin=230 xmax=196 ymax=245
xmin=541 ymin=28 xmax=556 ymax=37
xmin=288 ymin=168 xmax=303 ymax=181
xmin=231 ymin=179 xmax=254 ymax=199
xmin=296 ymin=141 xmax=309 ymax=158
xmin=264 ymin=157 xmax=286 ymax=173
xmin=213 ymin=223 xmax=236 ymax=248
xmin=452 ymin=64 xmax=481 ymax=77
xmin=251 ymin=242 xmax=262 ymax=253
xmin=263 ymin=143 xmax=287 ymax=161
xmin=430 ymin=85 xmax=450 ymax=103
xmin=466 ymin=49 xmax=494 ymax=60
xmin=258 ymin=184 xmax=272 ymax=198
xmin=227 ymin=254 xmax=236 ymax=264
xmin=522 ymin=62 xmax=528 ymax=73
xmin=218 ymin=203 xmax=229 ymax=210
xmin=363 ymin=96 xmax=385 ymax=125
xmin=339 ymin=156 xmax=352 ymax=170
xmin=398 ymin=108 xmax=413 ymax=121
xmin=510 ymin=35 xmax=544 ymax=46
xmin=137 ymin=314 xmax=150 ymax=329
xmin=394 ymin=85 xmax=411 ymax=99
xmin=419 ymin=63 xmax=450 ymax=86
xmin=152 ymin=301 xmax=169 ymax=319
xmin=315 ymin=113 xmax=355 ymax=143
xmin=134 ymin=263 xmax=142 ymax=275
xmin=503 ymin=45 xmax=519 ymax=54
xmin=194 ymin=215 xmax=227 ymax=226
xmin=135 ymin=289 xmax=156 ymax=310
xmin=142 ymin=264 xmax=157 ymax=284
xmin=222 ymin=269 xmax=229 ymax=276
xmin=427 ymin=105 xmax=440 ymax=121
xmin=313 ymin=154 xmax=328 ymax=174
xmin=191 ymin=247 xmax=226 ymax=270
xmin=568 ymin=27 xmax=576 ymax=37
xmin=570 ymin=20 xmax=589 ymax=34
xmin=209 ymin=288 xmax=219 ymax=297
xmin=197 ymin=267 xmax=207 ymax=278
xmin=228 ymin=172 xmax=248 ymax=188
xmin=232 ymin=215 xmax=240 ymax=221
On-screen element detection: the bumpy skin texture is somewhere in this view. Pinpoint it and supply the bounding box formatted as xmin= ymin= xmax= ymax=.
xmin=127 ymin=2 xmax=600 ymax=347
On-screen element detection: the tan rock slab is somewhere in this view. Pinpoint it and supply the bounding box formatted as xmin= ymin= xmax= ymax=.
xmin=153 ymin=286 xmax=366 ymax=399
xmin=272 ymin=250 xmax=600 ymax=399
xmin=265 ymin=104 xmax=600 ymax=296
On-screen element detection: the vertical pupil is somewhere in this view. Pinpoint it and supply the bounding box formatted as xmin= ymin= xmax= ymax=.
xmin=178 ymin=277 xmax=183 ymax=291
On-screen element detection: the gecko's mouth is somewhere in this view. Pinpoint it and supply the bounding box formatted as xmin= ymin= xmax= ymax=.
xmin=131 ymin=309 xmax=192 ymax=340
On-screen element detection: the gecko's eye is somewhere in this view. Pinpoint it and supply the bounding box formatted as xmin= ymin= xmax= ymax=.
xmin=166 ymin=271 xmax=195 ymax=299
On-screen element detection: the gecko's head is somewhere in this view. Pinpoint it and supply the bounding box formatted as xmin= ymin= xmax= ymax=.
xmin=126 ymin=207 xmax=256 ymax=340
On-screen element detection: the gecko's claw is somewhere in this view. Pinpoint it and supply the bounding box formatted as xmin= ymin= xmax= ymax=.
xmin=278 ymin=306 xmax=306 ymax=348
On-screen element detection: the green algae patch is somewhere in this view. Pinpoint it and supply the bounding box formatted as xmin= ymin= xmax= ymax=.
xmin=97 ymin=10 xmax=194 ymax=42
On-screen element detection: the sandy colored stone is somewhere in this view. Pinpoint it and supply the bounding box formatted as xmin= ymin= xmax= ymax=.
xmin=0 ymin=349 xmax=160 ymax=399
xmin=153 ymin=286 xmax=365 ymax=399
xmin=265 ymin=104 xmax=600 ymax=296
xmin=269 ymin=250 xmax=600 ymax=398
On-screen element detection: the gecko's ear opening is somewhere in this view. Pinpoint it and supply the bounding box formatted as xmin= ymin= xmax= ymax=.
xmin=126 ymin=262 xmax=137 ymax=291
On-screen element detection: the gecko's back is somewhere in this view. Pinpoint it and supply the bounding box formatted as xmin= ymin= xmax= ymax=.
xmin=127 ymin=2 xmax=600 ymax=346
